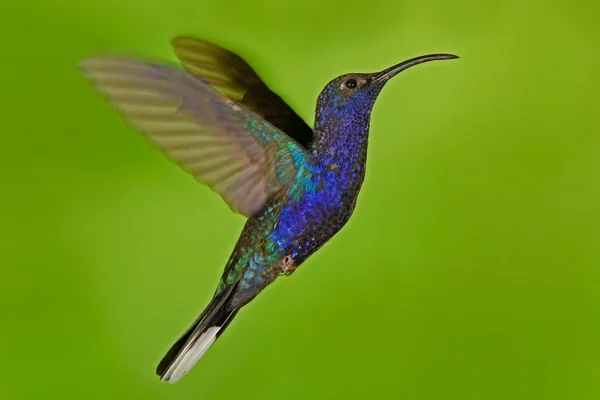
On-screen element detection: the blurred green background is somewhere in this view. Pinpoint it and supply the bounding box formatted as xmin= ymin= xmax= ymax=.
xmin=2 ymin=0 xmax=600 ymax=399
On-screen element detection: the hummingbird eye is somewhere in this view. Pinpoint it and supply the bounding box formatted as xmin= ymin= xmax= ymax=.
xmin=344 ymin=78 xmax=358 ymax=89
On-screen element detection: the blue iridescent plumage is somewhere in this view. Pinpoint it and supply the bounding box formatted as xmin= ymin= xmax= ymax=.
xmin=79 ymin=35 xmax=457 ymax=383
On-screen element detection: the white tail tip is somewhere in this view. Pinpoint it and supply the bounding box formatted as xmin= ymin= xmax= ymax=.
xmin=160 ymin=326 xmax=221 ymax=383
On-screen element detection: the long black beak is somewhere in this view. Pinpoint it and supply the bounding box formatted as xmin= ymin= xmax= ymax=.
xmin=372 ymin=54 xmax=459 ymax=83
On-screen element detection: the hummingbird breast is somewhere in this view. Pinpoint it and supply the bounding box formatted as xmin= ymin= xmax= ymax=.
xmin=272 ymin=164 xmax=365 ymax=265
xmin=224 ymin=160 xmax=366 ymax=308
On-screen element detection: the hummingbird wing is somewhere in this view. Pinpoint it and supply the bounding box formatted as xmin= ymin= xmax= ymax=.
xmin=170 ymin=36 xmax=314 ymax=149
xmin=80 ymin=57 xmax=311 ymax=217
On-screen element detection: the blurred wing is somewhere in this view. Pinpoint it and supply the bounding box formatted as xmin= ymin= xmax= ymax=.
xmin=80 ymin=57 xmax=311 ymax=217
xmin=171 ymin=36 xmax=314 ymax=149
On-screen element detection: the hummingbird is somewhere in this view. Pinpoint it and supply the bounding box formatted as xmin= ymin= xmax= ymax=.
xmin=79 ymin=36 xmax=457 ymax=383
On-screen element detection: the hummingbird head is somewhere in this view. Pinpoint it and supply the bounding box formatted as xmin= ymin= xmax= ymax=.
xmin=313 ymin=53 xmax=458 ymax=156
xmin=315 ymin=53 xmax=459 ymax=122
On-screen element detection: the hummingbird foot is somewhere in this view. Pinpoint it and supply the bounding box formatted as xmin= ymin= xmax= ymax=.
xmin=280 ymin=255 xmax=296 ymax=276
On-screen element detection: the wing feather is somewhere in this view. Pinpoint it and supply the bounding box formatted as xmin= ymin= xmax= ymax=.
xmin=80 ymin=57 xmax=311 ymax=216
xmin=171 ymin=36 xmax=314 ymax=149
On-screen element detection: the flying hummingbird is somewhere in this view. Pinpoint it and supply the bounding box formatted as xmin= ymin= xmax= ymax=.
xmin=79 ymin=36 xmax=457 ymax=383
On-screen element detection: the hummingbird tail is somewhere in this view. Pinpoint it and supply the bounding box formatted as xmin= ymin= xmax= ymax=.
xmin=156 ymin=285 xmax=239 ymax=383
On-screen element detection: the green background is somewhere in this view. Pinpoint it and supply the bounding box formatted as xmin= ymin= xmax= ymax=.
xmin=2 ymin=0 xmax=599 ymax=399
